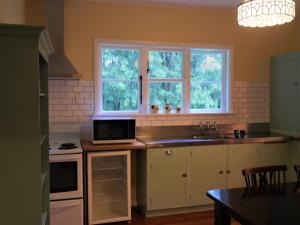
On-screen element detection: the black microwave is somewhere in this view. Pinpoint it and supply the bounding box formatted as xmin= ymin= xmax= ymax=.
xmin=92 ymin=117 xmax=136 ymax=144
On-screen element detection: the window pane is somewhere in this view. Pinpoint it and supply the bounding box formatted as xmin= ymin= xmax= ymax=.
xmin=191 ymin=50 xmax=223 ymax=82
xmin=102 ymin=81 xmax=139 ymax=111
xmin=102 ymin=48 xmax=139 ymax=80
xmin=149 ymin=82 xmax=183 ymax=110
xmin=191 ymin=81 xmax=222 ymax=110
xmin=149 ymin=50 xmax=182 ymax=78
xmin=190 ymin=50 xmax=224 ymax=111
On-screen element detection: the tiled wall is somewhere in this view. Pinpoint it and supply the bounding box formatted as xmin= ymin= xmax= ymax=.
xmin=48 ymin=80 xmax=270 ymax=138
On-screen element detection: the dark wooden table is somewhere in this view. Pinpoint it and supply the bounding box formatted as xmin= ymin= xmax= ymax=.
xmin=207 ymin=182 xmax=300 ymax=225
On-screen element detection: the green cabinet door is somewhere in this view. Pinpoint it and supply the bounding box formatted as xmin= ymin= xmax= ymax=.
xmin=187 ymin=145 xmax=227 ymax=206
xmin=290 ymin=141 xmax=300 ymax=181
xmin=148 ymin=147 xmax=187 ymax=210
xmin=271 ymin=55 xmax=300 ymax=135
xmin=227 ymin=144 xmax=262 ymax=188
xmin=261 ymin=142 xmax=290 ymax=166
xmin=296 ymin=61 xmax=300 ymax=131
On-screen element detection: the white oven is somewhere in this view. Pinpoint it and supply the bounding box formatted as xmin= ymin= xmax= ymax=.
xmin=50 ymin=153 xmax=83 ymax=201
xmin=49 ymin=132 xmax=84 ymax=225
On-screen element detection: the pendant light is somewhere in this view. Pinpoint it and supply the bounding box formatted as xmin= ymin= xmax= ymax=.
xmin=237 ymin=0 xmax=296 ymax=27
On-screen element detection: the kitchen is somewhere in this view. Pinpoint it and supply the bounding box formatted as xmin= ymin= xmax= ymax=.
xmin=1 ymin=1 xmax=300 ymax=225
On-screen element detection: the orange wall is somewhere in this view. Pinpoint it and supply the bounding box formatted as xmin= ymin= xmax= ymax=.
xmin=0 ymin=0 xmax=25 ymax=24
xmin=0 ymin=0 xmax=45 ymax=26
xmin=64 ymin=1 xmax=298 ymax=82
xmin=25 ymin=0 xmax=46 ymax=26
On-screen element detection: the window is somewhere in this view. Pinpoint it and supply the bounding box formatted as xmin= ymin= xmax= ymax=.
xmin=148 ymin=50 xmax=184 ymax=110
xmin=100 ymin=47 xmax=140 ymax=112
xmin=190 ymin=49 xmax=226 ymax=112
xmin=95 ymin=42 xmax=231 ymax=114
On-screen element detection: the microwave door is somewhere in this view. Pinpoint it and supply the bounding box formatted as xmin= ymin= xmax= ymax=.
xmin=93 ymin=119 xmax=136 ymax=144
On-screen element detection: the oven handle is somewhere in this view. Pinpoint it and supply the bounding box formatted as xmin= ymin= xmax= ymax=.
xmin=50 ymin=154 xmax=82 ymax=162
xmin=51 ymin=200 xmax=81 ymax=209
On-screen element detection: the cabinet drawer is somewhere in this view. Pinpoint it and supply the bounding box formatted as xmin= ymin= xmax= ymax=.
xmin=150 ymin=147 xmax=186 ymax=158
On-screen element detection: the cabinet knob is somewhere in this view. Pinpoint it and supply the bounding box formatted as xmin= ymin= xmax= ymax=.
xmin=219 ymin=170 xmax=224 ymax=175
xmin=182 ymin=173 xmax=187 ymax=178
xmin=226 ymin=170 xmax=231 ymax=174
xmin=165 ymin=150 xmax=173 ymax=156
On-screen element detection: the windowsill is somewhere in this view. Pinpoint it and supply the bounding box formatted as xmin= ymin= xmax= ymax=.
xmin=93 ymin=112 xmax=236 ymax=117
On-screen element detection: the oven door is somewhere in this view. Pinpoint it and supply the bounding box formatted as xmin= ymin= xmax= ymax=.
xmin=50 ymin=153 xmax=83 ymax=200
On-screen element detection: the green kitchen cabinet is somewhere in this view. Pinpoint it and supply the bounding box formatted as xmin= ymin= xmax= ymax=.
xmin=227 ymin=144 xmax=263 ymax=188
xmin=0 ymin=24 xmax=53 ymax=225
xmin=187 ymin=145 xmax=227 ymax=206
xmin=261 ymin=142 xmax=291 ymax=168
xmin=148 ymin=147 xmax=187 ymax=210
xmin=137 ymin=142 xmax=291 ymax=216
xmin=290 ymin=141 xmax=300 ymax=181
xmin=271 ymin=52 xmax=300 ymax=136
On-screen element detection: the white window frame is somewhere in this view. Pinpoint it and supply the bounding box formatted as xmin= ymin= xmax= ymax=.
xmin=189 ymin=49 xmax=229 ymax=113
xmin=147 ymin=47 xmax=187 ymax=112
xmin=94 ymin=39 xmax=232 ymax=115
xmin=95 ymin=44 xmax=142 ymax=115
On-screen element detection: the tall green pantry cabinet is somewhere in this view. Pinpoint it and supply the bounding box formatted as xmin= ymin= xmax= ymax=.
xmin=271 ymin=52 xmax=300 ymax=136
xmin=0 ymin=24 xmax=53 ymax=225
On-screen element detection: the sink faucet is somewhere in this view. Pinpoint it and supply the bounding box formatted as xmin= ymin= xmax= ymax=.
xmin=211 ymin=121 xmax=218 ymax=131
xmin=199 ymin=121 xmax=218 ymax=131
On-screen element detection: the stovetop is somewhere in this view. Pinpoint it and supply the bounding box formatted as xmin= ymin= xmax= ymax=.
xmin=49 ymin=132 xmax=82 ymax=155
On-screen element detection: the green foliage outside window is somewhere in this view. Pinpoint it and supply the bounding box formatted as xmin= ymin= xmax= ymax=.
xmin=149 ymin=82 xmax=183 ymax=110
xmin=149 ymin=51 xmax=182 ymax=79
xmin=190 ymin=50 xmax=223 ymax=110
xmin=102 ymin=48 xmax=139 ymax=111
xmin=148 ymin=50 xmax=183 ymax=109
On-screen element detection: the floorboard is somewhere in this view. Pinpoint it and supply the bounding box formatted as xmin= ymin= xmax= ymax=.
xmin=114 ymin=210 xmax=240 ymax=225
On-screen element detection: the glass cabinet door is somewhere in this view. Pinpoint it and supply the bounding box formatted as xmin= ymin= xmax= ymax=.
xmin=87 ymin=151 xmax=131 ymax=225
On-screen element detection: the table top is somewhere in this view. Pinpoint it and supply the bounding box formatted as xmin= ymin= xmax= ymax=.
xmin=207 ymin=182 xmax=300 ymax=225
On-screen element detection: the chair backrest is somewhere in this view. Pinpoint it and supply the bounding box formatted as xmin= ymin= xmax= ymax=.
xmin=294 ymin=165 xmax=300 ymax=181
xmin=242 ymin=165 xmax=287 ymax=188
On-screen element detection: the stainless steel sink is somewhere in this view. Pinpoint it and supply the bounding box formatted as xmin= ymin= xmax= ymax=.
xmin=192 ymin=135 xmax=235 ymax=140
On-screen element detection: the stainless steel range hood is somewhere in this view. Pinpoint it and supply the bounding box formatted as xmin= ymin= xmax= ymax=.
xmin=45 ymin=0 xmax=80 ymax=79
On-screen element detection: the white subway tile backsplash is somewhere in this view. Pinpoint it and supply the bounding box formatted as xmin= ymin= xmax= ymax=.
xmin=49 ymin=80 xmax=270 ymax=136
xmin=66 ymin=80 xmax=79 ymax=86
xmin=53 ymin=104 xmax=67 ymax=111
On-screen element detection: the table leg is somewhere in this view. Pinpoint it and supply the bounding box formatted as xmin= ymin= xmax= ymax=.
xmin=214 ymin=203 xmax=231 ymax=225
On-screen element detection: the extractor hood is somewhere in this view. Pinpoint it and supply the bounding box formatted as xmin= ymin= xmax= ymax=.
xmin=45 ymin=0 xmax=80 ymax=79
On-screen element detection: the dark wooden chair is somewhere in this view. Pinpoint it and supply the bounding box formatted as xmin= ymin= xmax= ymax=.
xmin=242 ymin=165 xmax=287 ymax=188
xmin=294 ymin=165 xmax=300 ymax=181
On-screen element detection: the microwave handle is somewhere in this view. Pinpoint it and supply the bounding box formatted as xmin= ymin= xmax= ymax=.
xmin=139 ymin=75 xmax=143 ymax=104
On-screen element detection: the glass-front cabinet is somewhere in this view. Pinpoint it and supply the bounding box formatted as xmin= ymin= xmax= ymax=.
xmin=87 ymin=151 xmax=131 ymax=224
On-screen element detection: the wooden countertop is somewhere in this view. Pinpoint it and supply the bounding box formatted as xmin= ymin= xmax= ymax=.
xmin=81 ymin=140 xmax=146 ymax=152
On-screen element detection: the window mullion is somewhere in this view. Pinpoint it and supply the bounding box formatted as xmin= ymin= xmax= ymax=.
xmin=185 ymin=49 xmax=191 ymax=113
xmin=148 ymin=78 xmax=183 ymax=83
xmin=222 ymin=51 xmax=227 ymax=113
xmin=141 ymin=47 xmax=148 ymax=113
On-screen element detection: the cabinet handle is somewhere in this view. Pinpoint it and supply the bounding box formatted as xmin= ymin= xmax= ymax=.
xmin=182 ymin=173 xmax=187 ymax=178
xmin=165 ymin=150 xmax=173 ymax=156
xmin=226 ymin=170 xmax=231 ymax=174
xmin=219 ymin=170 xmax=224 ymax=175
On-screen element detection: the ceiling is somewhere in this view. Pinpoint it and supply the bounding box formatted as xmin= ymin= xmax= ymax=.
xmin=75 ymin=0 xmax=300 ymax=11
xmin=82 ymin=0 xmax=242 ymax=9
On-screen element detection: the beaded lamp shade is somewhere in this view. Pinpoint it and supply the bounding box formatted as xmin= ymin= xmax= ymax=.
xmin=237 ymin=0 xmax=296 ymax=27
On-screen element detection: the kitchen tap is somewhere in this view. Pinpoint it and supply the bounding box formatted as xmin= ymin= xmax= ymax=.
xmin=211 ymin=121 xmax=218 ymax=131
xmin=198 ymin=121 xmax=218 ymax=131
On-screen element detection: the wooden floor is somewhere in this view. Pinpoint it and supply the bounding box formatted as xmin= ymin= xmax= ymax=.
xmin=115 ymin=210 xmax=240 ymax=225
